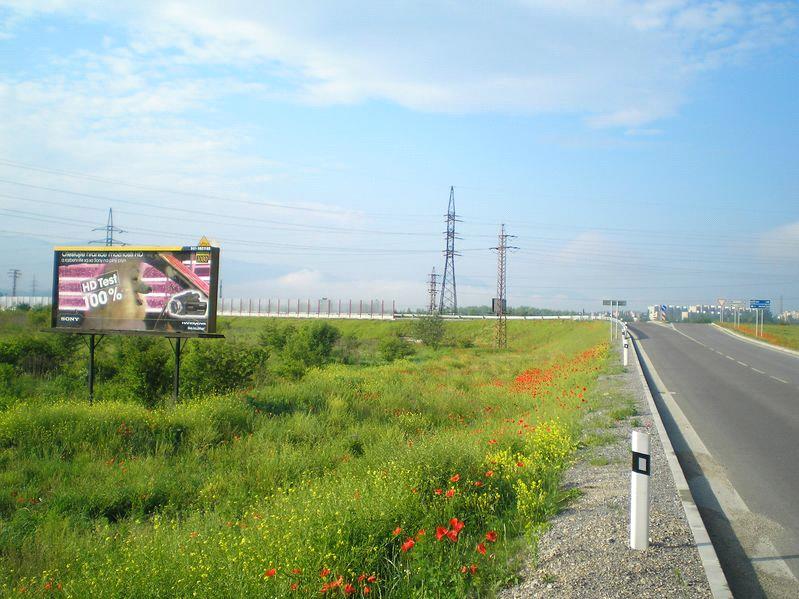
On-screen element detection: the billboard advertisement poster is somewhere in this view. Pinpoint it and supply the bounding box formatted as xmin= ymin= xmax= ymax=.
xmin=51 ymin=245 xmax=220 ymax=334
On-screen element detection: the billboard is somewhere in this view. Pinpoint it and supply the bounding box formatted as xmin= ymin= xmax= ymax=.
xmin=51 ymin=245 xmax=219 ymax=334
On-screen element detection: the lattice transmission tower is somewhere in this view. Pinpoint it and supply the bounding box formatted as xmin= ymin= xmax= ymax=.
xmin=438 ymin=186 xmax=460 ymax=314
xmin=427 ymin=267 xmax=438 ymax=314
xmin=90 ymin=208 xmax=126 ymax=246
xmin=7 ymin=269 xmax=21 ymax=297
xmin=492 ymin=224 xmax=517 ymax=349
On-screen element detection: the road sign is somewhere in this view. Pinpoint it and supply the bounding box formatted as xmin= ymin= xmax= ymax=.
xmin=603 ymin=299 xmax=612 ymax=306
xmin=661 ymin=304 xmax=667 ymax=312
xmin=717 ymin=298 xmax=726 ymax=306
xmin=750 ymin=299 xmax=771 ymax=309
xmin=617 ymin=300 xmax=627 ymax=306
xmin=602 ymin=299 xmax=626 ymax=306
xmin=730 ymin=299 xmax=744 ymax=307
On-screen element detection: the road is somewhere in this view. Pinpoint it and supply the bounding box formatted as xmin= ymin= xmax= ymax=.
xmin=628 ymin=322 xmax=799 ymax=598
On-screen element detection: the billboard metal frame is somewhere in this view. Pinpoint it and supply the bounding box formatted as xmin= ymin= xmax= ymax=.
xmin=47 ymin=245 xmax=224 ymax=403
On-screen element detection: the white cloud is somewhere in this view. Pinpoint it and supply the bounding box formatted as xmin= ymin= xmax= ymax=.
xmin=1 ymin=1 xmax=795 ymax=127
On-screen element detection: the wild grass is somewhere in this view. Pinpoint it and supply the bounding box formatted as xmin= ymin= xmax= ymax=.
xmin=0 ymin=313 xmax=610 ymax=597
xmin=719 ymin=322 xmax=799 ymax=351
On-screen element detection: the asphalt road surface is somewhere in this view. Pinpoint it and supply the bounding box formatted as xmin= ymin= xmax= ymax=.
xmin=628 ymin=322 xmax=799 ymax=597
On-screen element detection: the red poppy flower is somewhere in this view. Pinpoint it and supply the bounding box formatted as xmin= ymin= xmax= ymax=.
xmin=516 ymin=461 xmax=525 ymax=467
xmin=363 ymin=587 xmax=371 ymax=595
xmin=474 ymin=481 xmax=483 ymax=487
xmin=485 ymin=531 xmax=498 ymax=543
xmin=291 ymin=568 xmax=302 ymax=575
xmin=392 ymin=526 xmax=402 ymax=536
xmin=264 ymin=568 xmax=277 ymax=578
xmin=436 ymin=526 xmax=448 ymax=541
xmin=450 ymin=474 xmax=460 ymax=482
xmin=367 ymin=575 xmax=377 ymax=583
xmin=434 ymin=488 xmax=443 ymax=495
xmin=446 ymin=529 xmax=459 ymax=542
xmin=445 ymin=488 xmax=455 ymax=498
xmin=460 ymin=565 xmax=468 ymax=573
xmin=416 ymin=529 xmax=426 ymax=538
xmin=344 ymin=583 xmax=356 ymax=595
xmin=401 ymin=537 xmax=415 ymax=552
xmin=485 ymin=470 xmax=494 ymax=477
xmin=450 ymin=518 xmax=465 ymax=533
xmin=358 ymin=574 xmax=366 ymax=583
xmin=290 ymin=583 xmax=299 ymax=591
xmin=470 ymin=564 xmax=478 ymax=574
xmin=476 ymin=543 xmax=487 ymax=555
xmin=320 ymin=568 xmax=331 ymax=578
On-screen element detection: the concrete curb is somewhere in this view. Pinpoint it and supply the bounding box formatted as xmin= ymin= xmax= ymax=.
xmin=627 ymin=331 xmax=732 ymax=599
xmin=711 ymin=323 xmax=799 ymax=359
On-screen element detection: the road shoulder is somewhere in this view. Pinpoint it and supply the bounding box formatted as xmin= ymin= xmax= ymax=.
xmin=711 ymin=323 xmax=799 ymax=359
xmin=500 ymin=347 xmax=714 ymax=598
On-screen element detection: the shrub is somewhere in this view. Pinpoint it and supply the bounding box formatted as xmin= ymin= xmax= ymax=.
xmin=283 ymin=322 xmax=341 ymax=368
xmin=258 ymin=321 xmax=296 ymax=351
xmin=181 ymin=340 xmax=266 ymax=397
xmin=333 ymin=333 xmax=362 ymax=364
xmin=116 ymin=337 xmax=171 ymax=406
xmin=411 ymin=315 xmax=446 ymax=348
xmin=378 ymin=336 xmax=416 ymax=362
xmin=0 ymin=335 xmax=79 ymax=377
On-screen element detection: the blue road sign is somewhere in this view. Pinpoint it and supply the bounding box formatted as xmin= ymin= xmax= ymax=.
xmin=749 ymin=299 xmax=771 ymax=309
xmin=660 ymin=304 xmax=667 ymax=312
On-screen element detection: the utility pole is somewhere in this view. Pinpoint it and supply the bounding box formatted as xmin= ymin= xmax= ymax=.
xmin=439 ymin=186 xmax=460 ymax=314
xmin=427 ymin=267 xmax=438 ymax=314
xmin=491 ymin=224 xmax=517 ymax=349
xmin=7 ymin=269 xmax=21 ymax=297
xmin=90 ymin=208 xmax=126 ymax=246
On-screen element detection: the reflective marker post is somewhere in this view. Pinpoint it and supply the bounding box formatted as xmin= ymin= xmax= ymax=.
xmin=623 ymin=337 xmax=629 ymax=367
xmin=630 ymin=430 xmax=650 ymax=550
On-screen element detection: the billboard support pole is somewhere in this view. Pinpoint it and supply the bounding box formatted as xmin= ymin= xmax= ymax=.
xmin=77 ymin=333 xmax=105 ymax=403
xmin=89 ymin=334 xmax=95 ymax=403
xmin=86 ymin=334 xmax=105 ymax=404
xmin=169 ymin=337 xmax=183 ymax=403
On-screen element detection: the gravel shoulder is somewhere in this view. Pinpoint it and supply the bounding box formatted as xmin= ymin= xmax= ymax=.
xmin=500 ymin=354 xmax=713 ymax=599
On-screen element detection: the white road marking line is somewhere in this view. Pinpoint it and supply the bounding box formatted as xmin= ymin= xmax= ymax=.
xmin=770 ymin=376 xmax=789 ymax=384
xmin=737 ymin=361 xmax=748 ymax=367
xmin=752 ymin=368 xmax=765 ymax=374
xmin=725 ymin=355 xmax=735 ymax=361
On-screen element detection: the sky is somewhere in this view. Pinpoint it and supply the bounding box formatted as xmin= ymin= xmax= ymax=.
xmin=1 ymin=0 xmax=798 ymax=312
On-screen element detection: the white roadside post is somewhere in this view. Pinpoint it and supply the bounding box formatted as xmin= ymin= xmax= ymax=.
xmin=630 ymin=430 xmax=651 ymax=550
xmin=623 ymin=335 xmax=629 ymax=367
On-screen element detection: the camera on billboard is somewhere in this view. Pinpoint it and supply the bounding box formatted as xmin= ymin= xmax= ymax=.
xmin=167 ymin=290 xmax=208 ymax=319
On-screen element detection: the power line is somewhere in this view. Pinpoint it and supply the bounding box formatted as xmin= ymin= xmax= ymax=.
xmin=0 ymin=159 xmax=440 ymax=220
xmin=0 ymin=180 xmax=495 ymax=238
xmin=439 ymin=186 xmax=460 ymax=314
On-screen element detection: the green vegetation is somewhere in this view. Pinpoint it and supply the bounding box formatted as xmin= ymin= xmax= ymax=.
xmin=719 ymin=322 xmax=799 ymax=351
xmin=0 ymin=308 xmax=611 ymax=597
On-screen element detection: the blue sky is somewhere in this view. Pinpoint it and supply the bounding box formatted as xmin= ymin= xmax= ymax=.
xmin=1 ymin=1 xmax=798 ymax=311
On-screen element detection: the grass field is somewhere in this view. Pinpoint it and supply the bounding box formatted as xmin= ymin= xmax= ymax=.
xmin=719 ymin=322 xmax=799 ymax=351
xmin=0 ymin=312 xmax=612 ymax=597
